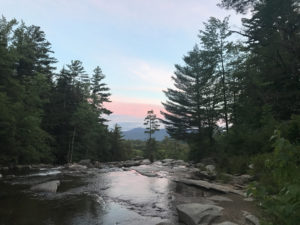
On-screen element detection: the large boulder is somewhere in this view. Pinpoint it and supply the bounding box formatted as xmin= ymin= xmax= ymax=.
xmin=30 ymin=180 xmax=60 ymax=193
xmin=122 ymin=160 xmax=141 ymax=167
xmin=205 ymin=165 xmax=216 ymax=173
xmin=176 ymin=203 xmax=223 ymax=225
xmin=141 ymin=159 xmax=151 ymax=165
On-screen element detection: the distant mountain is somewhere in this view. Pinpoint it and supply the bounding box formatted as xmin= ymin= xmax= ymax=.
xmin=123 ymin=127 xmax=169 ymax=141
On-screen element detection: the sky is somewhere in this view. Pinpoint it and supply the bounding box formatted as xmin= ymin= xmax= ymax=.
xmin=1 ymin=0 xmax=244 ymax=130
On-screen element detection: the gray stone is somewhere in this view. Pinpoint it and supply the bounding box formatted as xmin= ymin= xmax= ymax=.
xmin=242 ymin=211 xmax=260 ymax=225
xmin=214 ymin=222 xmax=239 ymax=225
xmin=176 ymin=203 xmax=223 ymax=225
xmin=66 ymin=163 xmax=87 ymax=170
xmin=175 ymin=178 xmax=245 ymax=196
xmin=135 ymin=169 xmax=157 ymax=177
xmin=195 ymin=170 xmax=216 ymax=180
xmin=205 ymin=165 xmax=216 ymax=173
xmin=141 ymin=159 xmax=151 ymax=165
xmin=79 ymin=159 xmax=91 ymax=165
xmin=122 ymin=160 xmax=141 ymax=167
xmin=162 ymin=159 xmax=174 ymax=163
xmin=30 ymin=180 xmax=60 ymax=193
xmin=0 ymin=173 xmax=2 ymax=179
xmin=208 ymin=195 xmax=233 ymax=202
xmin=156 ymin=222 xmax=173 ymax=225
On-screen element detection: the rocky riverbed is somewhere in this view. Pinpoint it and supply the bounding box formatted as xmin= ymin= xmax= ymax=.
xmin=0 ymin=159 xmax=260 ymax=225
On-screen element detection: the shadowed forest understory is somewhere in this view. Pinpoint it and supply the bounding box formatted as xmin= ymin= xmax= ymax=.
xmin=0 ymin=0 xmax=299 ymax=224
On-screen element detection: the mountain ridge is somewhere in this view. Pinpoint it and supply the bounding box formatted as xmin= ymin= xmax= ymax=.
xmin=122 ymin=127 xmax=169 ymax=141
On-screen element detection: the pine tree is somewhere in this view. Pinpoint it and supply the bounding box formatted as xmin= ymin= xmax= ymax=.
xmin=242 ymin=0 xmax=300 ymax=120
xmin=144 ymin=110 xmax=160 ymax=140
xmin=91 ymin=66 xmax=112 ymax=117
xmin=144 ymin=110 xmax=160 ymax=162
xmin=161 ymin=46 xmax=218 ymax=141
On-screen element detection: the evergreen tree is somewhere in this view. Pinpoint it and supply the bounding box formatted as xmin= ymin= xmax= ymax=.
xmin=144 ymin=110 xmax=160 ymax=162
xmin=91 ymin=66 xmax=112 ymax=118
xmin=109 ymin=124 xmax=126 ymax=161
xmin=144 ymin=110 xmax=160 ymax=140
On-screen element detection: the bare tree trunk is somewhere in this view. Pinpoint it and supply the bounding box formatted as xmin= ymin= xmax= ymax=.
xmin=69 ymin=127 xmax=76 ymax=163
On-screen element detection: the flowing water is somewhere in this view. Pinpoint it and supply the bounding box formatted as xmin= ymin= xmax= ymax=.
xmin=0 ymin=167 xmax=178 ymax=225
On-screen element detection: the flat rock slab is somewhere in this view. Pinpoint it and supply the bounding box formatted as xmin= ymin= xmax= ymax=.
xmin=175 ymin=179 xmax=244 ymax=196
xmin=176 ymin=203 xmax=223 ymax=225
xmin=30 ymin=180 xmax=60 ymax=193
xmin=208 ymin=195 xmax=233 ymax=202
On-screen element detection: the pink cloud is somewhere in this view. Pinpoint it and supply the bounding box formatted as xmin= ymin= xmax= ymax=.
xmin=105 ymin=100 xmax=164 ymax=119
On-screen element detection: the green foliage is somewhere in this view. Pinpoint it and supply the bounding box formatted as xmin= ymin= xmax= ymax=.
xmin=249 ymin=129 xmax=300 ymax=225
xmin=156 ymin=137 xmax=190 ymax=161
xmin=0 ymin=16 xmax=121 ymax=165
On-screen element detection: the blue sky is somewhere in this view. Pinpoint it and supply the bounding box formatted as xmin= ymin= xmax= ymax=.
xmin=1 ymin=0 xmax=243 ymax=130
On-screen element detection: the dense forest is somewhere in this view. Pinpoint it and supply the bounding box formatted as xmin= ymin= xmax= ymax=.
xmin=161 ymin=0 xmax=300 ymax=224
xmin=0 ymin=17 xmax=130 ymax=164
xmin=0 ymin=0 xmax=299 ymax=224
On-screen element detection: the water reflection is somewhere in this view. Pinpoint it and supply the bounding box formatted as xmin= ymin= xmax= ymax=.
xmin=0 ymin=169 xmax=176 ymax=225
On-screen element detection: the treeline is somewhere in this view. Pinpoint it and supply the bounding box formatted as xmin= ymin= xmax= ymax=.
xmin=0 ymin=17 xmax=130 ymax=165
xmin=162 ymin=0 xmax=300 ymax=224
xmin=126 ymin=137 xmax=190 ymax=161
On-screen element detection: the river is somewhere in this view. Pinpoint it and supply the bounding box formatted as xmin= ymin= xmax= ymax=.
xmin=0 ymin=161 xmax=259 ymax=225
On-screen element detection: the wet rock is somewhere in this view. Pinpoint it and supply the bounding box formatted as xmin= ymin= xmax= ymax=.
xmin=66 ymin=163 xmax=87 ymax=170
xmin=213 ymin=222 xmax=238 ymax=225
xmin=135 ymin=169 xmax=157 ymax=177
xmin=175 ymin=178 xmax=245 ymax=196
xmin=176 ymin=203 xmax=223 ymax=225
xmin=30 ymin=180 xmax=60 ymax=193
xmin=208 ymin=195 xmax=232 ymax=202
xmin=243 ymin=211 xmax=260 ymax=225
